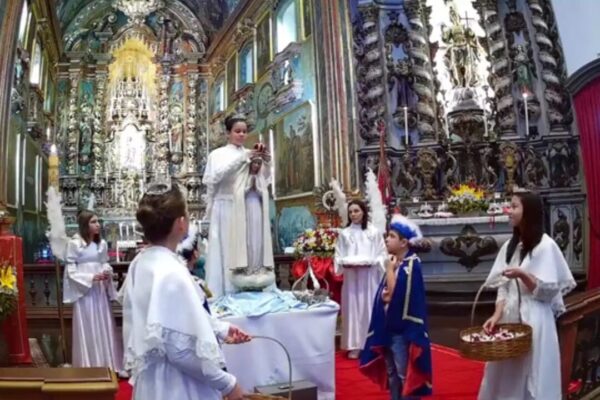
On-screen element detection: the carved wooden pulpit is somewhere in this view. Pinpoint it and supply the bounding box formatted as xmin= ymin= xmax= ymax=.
xmin=0 ymin=213 xmax=32 ymax=365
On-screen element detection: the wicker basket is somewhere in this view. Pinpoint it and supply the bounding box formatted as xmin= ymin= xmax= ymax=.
xmin=459 ymin=279 xmax=532 ymax=362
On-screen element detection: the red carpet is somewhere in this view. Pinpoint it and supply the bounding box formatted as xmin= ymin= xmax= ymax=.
xmin=116 ymin=344 xmax=483 ymax=399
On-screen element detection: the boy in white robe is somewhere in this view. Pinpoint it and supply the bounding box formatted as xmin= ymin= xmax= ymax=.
xmin=120 ymin=184 xmax=250 ymax=400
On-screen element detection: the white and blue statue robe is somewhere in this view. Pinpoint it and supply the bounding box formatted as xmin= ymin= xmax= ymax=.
xmin=63 ymin=235 xmax=123 ymax=371
xmin=360 ymin=252 xmax=433 ymax=397
xmin=478 ymin=234 xmax=576 ymax=400
xmin=203 ymin=144 xmax=274 ymax=297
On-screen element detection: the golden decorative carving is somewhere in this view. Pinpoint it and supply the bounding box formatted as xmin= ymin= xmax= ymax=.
xmin=499 ymin=142 xmax=521 ymax=192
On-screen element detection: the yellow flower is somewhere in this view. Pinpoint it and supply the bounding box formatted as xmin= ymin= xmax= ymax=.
xmin=451 ymin=184 xmax=485 ymax=200
xmin=0 ymin=265 xmax=16 ymax=291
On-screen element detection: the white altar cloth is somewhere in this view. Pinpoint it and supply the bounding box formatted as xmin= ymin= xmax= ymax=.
xmin=220 ymin=302 xmax=339 ymax=400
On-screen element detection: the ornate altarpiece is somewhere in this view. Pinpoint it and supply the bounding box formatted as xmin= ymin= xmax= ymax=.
xmin=54 ymin=3 xmax=213 ymax=248
xmin=350 ymin=0 xmax=585 ymax=278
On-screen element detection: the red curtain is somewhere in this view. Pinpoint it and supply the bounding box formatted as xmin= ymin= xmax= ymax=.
xmin=574 ymin=76 xmax=600 ymax=289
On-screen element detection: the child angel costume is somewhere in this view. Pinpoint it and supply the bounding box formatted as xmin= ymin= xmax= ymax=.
xmin=120 ymin=246 xmax=236 ymax=400
xmin=63 ymin=235 xmax=123 ymax=371
xmin=478 ymin=234 xmax=576 ymax=400
xmin=334 ymin=223 xmax=387 ymax=352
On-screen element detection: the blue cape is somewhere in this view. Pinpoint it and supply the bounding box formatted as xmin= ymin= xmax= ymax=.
xmin=359 ymin=252 xmax=433 ymax=396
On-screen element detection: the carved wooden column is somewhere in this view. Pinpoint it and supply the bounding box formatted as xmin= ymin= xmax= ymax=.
xmin=479 ymin=0 xmax=515 ymax=134
xmin=404 ymin=0 xmax=438 ymax=142
xmin=185 ymin=68 xmax=199 ymax=175
xmin=156 ymin=62 xmax=171 ymax=179
xmin=92 ymin=65 xmax=108 ymax=176
xmin=527 ymin=0 xmax=572 ymax=133
xmin=0 ymin=0 xmax=23 ymax=216
xmin=65 ymin=69 xmax=81 ymax=176
xmin=313 ymin=0 xmax=359 ymax=190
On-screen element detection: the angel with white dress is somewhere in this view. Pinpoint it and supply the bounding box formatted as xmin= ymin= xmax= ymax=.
xmin=47 ymin=189 xmax=124 ymax=373
xmin=478 ymin=191 xmax=575 ymax=400
xmin=332 ymin=171 xmax=388 ymax=359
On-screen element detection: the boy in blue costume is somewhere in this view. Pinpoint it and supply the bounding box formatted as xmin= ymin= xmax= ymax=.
xmin=360 ymin=215 xmax=432 ymax=399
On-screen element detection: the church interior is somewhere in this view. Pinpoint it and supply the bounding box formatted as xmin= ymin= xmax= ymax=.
xmin=0 ymin=0 xmax=600 ymax=399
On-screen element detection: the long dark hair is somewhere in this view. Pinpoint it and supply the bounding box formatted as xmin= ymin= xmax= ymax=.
xmin=505 ymin=191 xmax=545 ymax=264
xmin=346 ymin=199 xmax=369 ymax=230
xmin=77 ymin=210 xmax=100 ymax=245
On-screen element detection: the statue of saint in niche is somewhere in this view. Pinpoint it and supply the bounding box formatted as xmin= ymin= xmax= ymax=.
xmin=512 ymin=44 xmax=537 ymax=95
xmin=442 ymin=5 xmax=483 ymax=88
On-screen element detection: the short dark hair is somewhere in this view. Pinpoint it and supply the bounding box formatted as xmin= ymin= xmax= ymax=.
xmin=346 ymin=199 xmax=369 ymax=230
xmin=77 ymin=210 xmax=100 ymax=245
xmin=136 ymin=185 xmax=187 ymax=243
xmin=505 ymin=191 xmax=545 ymax=264
xmin=224 ymin=114 xmax=247 ymax=131
xmin=180 ymin=238 xmax=199 ymax=262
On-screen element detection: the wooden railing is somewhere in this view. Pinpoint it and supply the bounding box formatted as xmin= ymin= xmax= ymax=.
xmin=559 ymin=287 xmax=600 ymax=399
xmin=23 ymin=255 xmax=297 ymax=318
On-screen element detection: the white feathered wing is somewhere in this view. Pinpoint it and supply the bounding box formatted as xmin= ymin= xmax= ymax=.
xmin=330 ymin=179 xmax=348 ymax=226
xmin=365 ymin=168 xmax=387 ymax=234
xmin=46 ymin=187 xmax=69 ymax=261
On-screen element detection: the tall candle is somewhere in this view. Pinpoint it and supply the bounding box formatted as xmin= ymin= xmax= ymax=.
xmin=259 ymin=133 xmax=264 ymax=143
xmin=483 ymin=113 xmax=489 ymax=138
xmin=523 ymin=93 xmax=529 ymax=137
xmin=404 ymin=107 xmax=409 ymax=148
xmin=206 ymin=131 xmax=210 ymax=162
xmin=445 ymin=113 xmax=450 ymax=140
xmin=168 ymin=131 xmax=173 ymax=152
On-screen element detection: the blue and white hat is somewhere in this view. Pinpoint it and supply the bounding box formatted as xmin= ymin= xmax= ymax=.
xmin=388 ymin=214 xmax=423 ymax=244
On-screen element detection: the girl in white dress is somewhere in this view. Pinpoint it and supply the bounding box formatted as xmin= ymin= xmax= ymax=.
xmin=202 ymin=115 xmax=272 ymax=297
xmin=63 ymin=210 xmax=123 ymax=372
xmin=120 ymin=184 xmax=251 ymax=400
xmin=334 ymin=200 xmax=387 ymax=359
xmin=478 ymin=191 xmax=576 ymax=400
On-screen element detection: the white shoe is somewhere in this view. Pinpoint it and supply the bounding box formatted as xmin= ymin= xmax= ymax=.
xmin=117 ymin=370 xmax=130 ymax=379
xmin=347 ymin=350 xmax=360 ymax=359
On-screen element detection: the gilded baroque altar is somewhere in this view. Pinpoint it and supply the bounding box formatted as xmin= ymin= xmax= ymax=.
xmin=350 ymin=0 xmax=585 ymax=281
xmin=54 ymin=3 xmax=214 ymax=252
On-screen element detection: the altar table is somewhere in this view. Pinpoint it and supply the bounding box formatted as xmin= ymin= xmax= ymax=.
xmin=221 ymin=303 xmax=339 ymax=400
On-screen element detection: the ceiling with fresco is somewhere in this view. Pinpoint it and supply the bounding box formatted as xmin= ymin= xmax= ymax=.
xmin=55 ymin=0 xmax=242 ymax=47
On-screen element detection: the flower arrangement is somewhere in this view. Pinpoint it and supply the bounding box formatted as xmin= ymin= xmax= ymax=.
xmin=0 ymin=262 xmax=18 ymax=321
xmin=447 ymin=183 xmax=489 ymax=216
xmin=293 ymin=227 xmax=339 ymax=258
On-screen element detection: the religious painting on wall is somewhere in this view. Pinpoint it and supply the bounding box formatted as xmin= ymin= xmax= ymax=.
xmin=226 ymin=54 xmax=237 ymax=105
xmin=276 ymin=195 xmax=317 ymax=251
xmin=256 ymin=13 xmax=271 ymax=78
xmin=273 ymin=102 xmax=314 ymax=198
xmin=302 ymin=0 xmax=312 ymax=38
